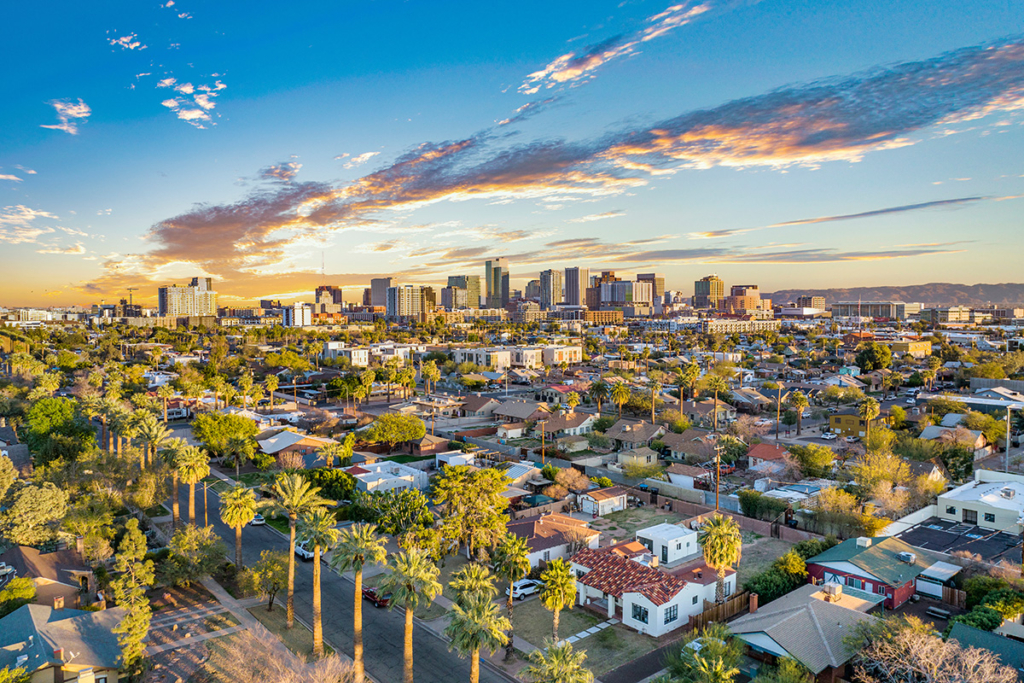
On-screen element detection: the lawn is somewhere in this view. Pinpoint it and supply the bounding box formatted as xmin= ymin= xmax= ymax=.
xmin=247 ymin=605 xmax=333 ymax=657
xmin=266 ymin=515 xmax=290 ymax=535
xmin=510 ymin=597 xmax=599 ymax=649
xmin=590 ymin=507 xmax=690 ymax=540
xmin=385 ymin=454 xmax=435 ymax=464
xmin=736 ymin=535 xmax=794 ymax=587
xmin=233 ymin=471 xmax=276 ymax=487
xmin=576 ymin=624 xmax=662 ymax=678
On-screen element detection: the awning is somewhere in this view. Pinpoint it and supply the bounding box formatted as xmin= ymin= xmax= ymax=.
xmin=921 ymin=561 xmax=961 ymax=582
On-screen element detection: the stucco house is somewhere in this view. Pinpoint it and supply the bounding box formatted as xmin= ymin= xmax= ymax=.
xmin=343 ymin=461 xmax=430 ymax=492
xmin=665 ymin=463 xmax=712 ymax=490
xmin=579 ymin=486 xmax=627 ymax=516
xmin=635 ymin=523 xmax=700 ymax=565
xmin=747 ymin=443 xmax=790 ymax=474
xmin=506 ymin=514 xmax=600 ymax=568
xmin=605 ymin=419 xmax=666 ymax=451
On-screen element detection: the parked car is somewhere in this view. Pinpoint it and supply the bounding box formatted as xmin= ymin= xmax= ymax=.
xmin=250 ymin=513 xmax=266 ymax=526
xmin=905 ymin=398 xmax=916 ymax=404
xmin=362 ymin=586 xmax=391 ymax=608
xmin=506 ymin=579 xmax=543 ymax=601
xmin=844 ymin=436 xmax=860 ymax=443
xmin=295 ymin=541 xmax=315 ymax=561
xmin=801 ymin=411 xmax=811 ymax=418
xmin=821 ymin=432 xmax=837 ymax=441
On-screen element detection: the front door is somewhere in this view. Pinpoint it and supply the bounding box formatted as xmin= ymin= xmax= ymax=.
xmin=661 ymin=546 xmax=668 ymax=563
xmin=963 ymin=509 xmax=978 ymax=525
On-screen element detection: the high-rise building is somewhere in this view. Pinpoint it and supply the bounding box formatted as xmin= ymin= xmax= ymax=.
xmin=422 ymin=286 xmax=437 ymax=310
xmin=158 ymin=277 xmax=218 ymax=317
xmin=386 ymin=285 xmax=424 ymax=319
xmin=796 ymin=295 xmax=826 ymax=309
xmin=441 ymin=286 xmax=468 ymax=310
xmin=362 ymin=288 xmax=372 ymax=306
xmin=315 ymin=285 xmax=344 ymax=313
xmin=524 ymin=280 xmax=541 ymax=299
xmin=370 ymin=278 xmax=393 ymax=307
xmin=832 ymin=301 xmax=921 ymax=320
xmin=637 ymin=273 xmax=666 ymax=300
xmin=722 ymin=284 xmax=761 ymax=313
xmin=485 ymin=258 xmax=510 ymax=308
xmin=564 ymin=267 xmax=590 ymax=306
xmin=447 ymin=275 xmax=481 ymax=309
xmin=283 ymin=303 xmax=312 ymax=327
xmin=538 ymin=269 xmax=563 ymax=310
xmin=600 ymin=281 xmax=653 ymax=306
xmin=694 ymin=275 xmax=724 ymax=309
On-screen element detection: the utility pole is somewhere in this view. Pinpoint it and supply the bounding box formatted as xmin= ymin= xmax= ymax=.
xmin=715 ymin=443 xmax=724 ymax=510
xmin=539 ymin=420 xmax=548 ymax=465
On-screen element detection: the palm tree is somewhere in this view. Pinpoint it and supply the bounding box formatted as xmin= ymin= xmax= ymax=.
xmin=493 ymin=534 xmax=531 ymax=661
xmin=225 ymin=436 xmax=254 ymax=478
xmin=156 ymin=384 xmax=175 ymax=422
xmin=611 ymin=382 xmax=630 ymax=419
xmin=445 ymin=594 xmax=510 ymax=683
xmin=695 ymin=654 xmax=739 ymax=683
xmin=264 ymin=374 xmax=279 ymax=408
xmin=378 ymin=550 xmax=442 ymax=683
xmin=176 ymin=445 xmax=210 ymax=525
xmin=539 ymin=558 xmax=576 ymax=640
xmin=703 ymin=375 xmax=731 ymax=432
xmin=330 ymin=523 xmax=388 ymax=683
xmin=588 ymin=381 xmax=608 ymax=415
xmin=297 ymin=508 xmax=341 ymax=657
xmin=451 ymin=563 xmax=498 ymax=607
xmin=136 ymin=414 xmax=171 ymax=468
xmin=565 ymin=392 xmax=581 ymax=413
xmin=787 ymin=391 xmax=809 ymax=436
xmin=859 ymin=397 xmax=881 ymax=438
xmin=647 ymin=379 xmax=661 ymax=424
xmin=261 ymin=473 xmax=335 ymax=630
xmin=698 ymin=514 xmax=742 ymax=603
xmin=523 ymin=640 xmax=594 ymax=683
xmin=220 ymin=484 xmax=256 ymax=570
xmin=316 ymin=440 xmax=347 ymax=469
xmin=160 ymin=438 xmax=186 ymax=529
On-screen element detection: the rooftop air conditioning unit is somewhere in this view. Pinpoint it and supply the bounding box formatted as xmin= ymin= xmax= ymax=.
xmin=898 ymin=551 xmax=917 ymax=564
xmin=856 ymin=537 xmax=872 ymax=548
xmin=1003 ymin=487 xmax=1016 ymax=499
xmin=822 ymin=583 xmax=843 ymax=602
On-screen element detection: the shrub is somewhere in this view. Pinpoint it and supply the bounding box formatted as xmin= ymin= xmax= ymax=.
xmin=946 ymin=605 xmax=1002 ymax=636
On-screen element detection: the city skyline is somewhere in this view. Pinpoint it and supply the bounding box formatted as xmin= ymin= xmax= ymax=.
xmin=3 ymin=1 xmax=1024 ymax=307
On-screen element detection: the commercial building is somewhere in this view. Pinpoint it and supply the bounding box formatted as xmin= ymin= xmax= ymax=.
xmin=542 ymin=345 xmax=583 ymax=366
xmin=564 ymin=267 xmax=590 ymax=306
xmin=920 ymin=306 xmax=972 ymax=325
xmin=722 ymin=284 xmax=762 ymax=313
xmin=831 ymin=301 xmax=922 ymax=320
xmin=693 ymin=274 xmax=725 ymax=309
xmin=447 ymin=275 xmax=481 ymax=309
xmin=314 ymin=285 xmax=344 ymax=314
xmin=796 ymin=295 xmax=826 ymax=309
xmin=638 ymin=273 xmax=666 ymax=301
xmin=539 ymin=269 xmax=563 ymax=310
xmin=697 ymin=318 xmax=781 ymax=334
xmin=600 ymin=280 xmax=653 ymax=307
xmin=385 ymin=285 xmax=424 ymax=319
xmin=524 ymin=279 xmax=541 ymax=300
xmin=282 ymin=303 xmax=312 ymax=327
xmin=890 ymin=340 xmax=933 ymax=359
xmin=485 ymin=258 xmax=510 ymax=308
xmin=158 ymin=277 xmax=218 ymax=317
xmin=370 ymin=277 xmax=393 ymax=307
xmin=937 ymin=470 xmax=1024 ymax=533
xmin=440 ymin=286 xmax=468 ymax=310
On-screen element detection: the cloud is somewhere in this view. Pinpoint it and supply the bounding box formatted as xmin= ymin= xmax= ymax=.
xmin=108 ymin=33 xmax=146 ymax=50
xmin=343 ymin=152 xmax=380 ymax=169
xmin=568 ymin=210 xmax=625 ymax=223
xmin=36 ymin=242 xmax=86 ymax=255
xmin=157 ymin=78 xmax=226 ymax=128
xmin=58 ymin=226 xmax=90 ymax=237
xmin=40 ymin=99 xmax=91 ymax=135
xmin=520 ymin=2 xmax=712 ymax=94
xmin=15 ymin=166 xmax=37 ymax=175
xmin=259 ymin=162 xmax=303 ymax=182
xmin=0 ymin=174 xmax=22 ymax=182
xmin=0 ymin=205 xmax=57 ymax=244
xmin=498 ymin=98 xmax=559 ymax=126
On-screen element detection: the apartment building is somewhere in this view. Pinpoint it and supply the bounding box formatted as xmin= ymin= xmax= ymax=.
xmin=564 ymin=267 xmax=590 ymax=306
xmin=322 ymin=341 xmax=370 ymax=367
xmin=831 ymin=301 xmax=922 ymax=320
xmin=447 ymin=275 xmax=481 ymax=309
xmin=452 ymin=347 xmax=512 ymax=371
xmin=158 ymin=277 xmax=217 ymax=317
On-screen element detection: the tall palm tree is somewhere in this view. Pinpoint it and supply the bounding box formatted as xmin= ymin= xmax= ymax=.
xmin=451 ymin=564 xmax=498 ymax=607
xmin=588 ymin=381 xmax=609 ymax=416
xmin=225 ymin=435 xmax=254 ymax=478
xmin=493 ymin=534 xmax=531 ymax=661
xmin=539 ymin=558 xmax=576 ymax=640
xmin=136 ymin=414 xmax=171 ymax=468
xmin=647 ymin=379 xmax=661 ymax=424
xmin=176 ymin=445 xmax=210 ymax=525
xmin=264 ymin=374 xmax=279 ymax=409
xmin=698 ymin=514 xmax=742 ymax=603
xmin=523 ymin=640 xmax=594 ymax=683
xmin=156 ymin=384 xmax=175 ymax=422
xmin=330 ymin=523 xmax=387 ymax=683
xmin=611 ymin=382 xmax=630 ymax=420
xmin=297 ymin=508 xmax=341 ymax=657
xmin=787 ymin=391 xmax=809 ymax=437
xmin=445 ymin=594 xmax=511 ymax=683
xmin=316 ymin=440 xmax=347 ymax=469
xmin=859 ymin=397 xmax=881 ymax=438
xmin=261 ymin=473 xmax=334 ymax=629
xmin=703 ymin=375 xmax=731 ymax=432
xmin=220 ymin=484 xmax=256 ymax=570
xmin=379 ymin=550 xmax=442 ymax=683
xmin=565 ymin=392 xmax=581 ymax=413
xmin=160 ymin=438 xmax=186 ymax=529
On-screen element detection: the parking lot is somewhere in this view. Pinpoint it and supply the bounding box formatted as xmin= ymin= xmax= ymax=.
xmin=895 ymin=517 xmax=1022 ymax=564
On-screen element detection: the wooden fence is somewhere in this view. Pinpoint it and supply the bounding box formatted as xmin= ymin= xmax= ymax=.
xmin=942 ymin=586 xmax=967 ymax=610
xmin=687 ymin=591 xmax=751 ymax=631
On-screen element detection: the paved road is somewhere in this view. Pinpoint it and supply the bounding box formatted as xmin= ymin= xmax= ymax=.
xmin=172 ymin=486 xmax=507 ymax=683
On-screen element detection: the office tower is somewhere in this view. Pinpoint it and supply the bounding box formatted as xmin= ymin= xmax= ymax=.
xmin=370 ymin=277 xmax=393 ymax=307
xmin=386 ymin=285 xmax=424 ymax=318
xmin=362 ymin=288 xmax=372 ymax=306
xmin=283 ymin=303 xmax=312 ymax=327
xmin=638 ymin=273 xmax=666 ymax=300
xmin=600 ymin=280 xmax=653 ymax=306
xmin=564 ymin=267 xmax=589 ymax=306
xmin=694 ymin=274 xmax=724 ymax=309
xmin=447 ymin=275 xmax=481 ymax=309
xmin=524 ymin=280 xmax=541 ymax=299
xmin=441 ymin=286 xmax=468 ymax=310
xmin=485 ymin=258 xmax=510 ymax=308
xmin=421 ymin=286 xmax=437 ymax=310
xmin=158 ymin=277 xmax=217 ymax=316
xmin=797 ymin=295 xmax=826 ymax=309
xmin=538 ymin=269 xmax=563 ymax=310
xmin=722 ymin=285 xmax=761 ymax=313
xmin=315 ymin=285 xmax=344 ymax=313
xmin=260 ymin=299 xmax=281 ymax=309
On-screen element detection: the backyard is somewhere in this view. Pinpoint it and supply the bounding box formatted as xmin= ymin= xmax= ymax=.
xmin=589 ymin=507 xmax=690 ymax=542
xmin=736 ymin=533 xmax=795 ymax=587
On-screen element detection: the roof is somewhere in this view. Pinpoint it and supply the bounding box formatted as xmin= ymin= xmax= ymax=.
xmin=582 ymin=486 xmax=627 ymax=502
xmin=414 ymin=434 xmax=448 ymax=446
xmin=507 ymin=514 xmax=598 ymax=554
xmin=494 ymin=400 xmax=548 ymax=420
xmin=461 ymin=395 xmax=500 ymax=412
xmin=919 ymin=425 xmax=984 ymax=445
xmin=255 ymin=429 xmax=336 ymax=454
xmin=948 ymin=623 xmax=1024 ymax=680
xmin=636 ymin=522 xmax=694 ymax=541
xmin=942 ymin=479 xmax=1024 ymax=514
xmin=538 ymin=411 xmax=594 ymax=433
xmin=0 ymin=546 xmax=90 ymax=586
xmin=807 ymin=536 xmax=945 ymax=586
xmin=571 ymin=548 xmax=688 ymax=605
xmin=607 ymin=419 xmax=664 ymax=443
xmin=662 ymin=430 xmax=713 ymax=455
xmin=0 ymin=604 xmax=124 ymax=672
xmin=730 ymin=584 xmax=878 ymax=674
xmin=666 ymin=463 xmax=712 ymax=478
xmin=747 ymin=443 xmax=790 ymax=461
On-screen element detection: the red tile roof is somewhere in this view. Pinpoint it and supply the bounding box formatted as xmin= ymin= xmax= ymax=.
xmin=571 ymin=548 xmax=689 ymax=605
xmin=747 ymin=443 xmax=790 ymax=461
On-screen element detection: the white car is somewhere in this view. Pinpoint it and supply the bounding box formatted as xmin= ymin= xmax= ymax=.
xmin=844 ymin=436 xmax=860 ymax=443
xmin=506 ymin=579 xmax=543 ymax=601
xmin=801 ymin=411 xmax=811 ymax=418
xmin=905 ymin=398 xmax=916 ymax=405
xmin=821 ymin=432 xmax=837 ymax=441
xmin=250 ymin=513 xmax=266 ymax=526
xmin=295 ymin=541 xmax=315 ymax=561
xmin=755 ymin=419 xmax=773 ymax=426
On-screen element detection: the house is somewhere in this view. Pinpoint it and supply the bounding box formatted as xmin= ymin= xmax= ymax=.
xmin=496 ymin=461 xmax=543 ymax=488
xmin=805 ymin=536 xmax=953 ymax=609
xmin=606 ymin=419 xmax=666 ymax=450
xmin=556 ymin=435 xmax=590 ymax=453
xmin=460 ymin=395 xmax=501 ymax=417
xmin=906 ymin=458 xmax=949 ymax=486
xmin=617 ymin=446 xmax=661 ymax=471
xmin=343 ymin=461 xmax=430 ymax=492
xmin=536 ymin=384 xmax=590 ymax=405
xmin=662 ymin=429 xmax=715 ymax=460
xmin=938 ymin=471 xmax=1024 ymax=532
xmin=948 ymin=623 xmax=1024 ymax=682
xmin=635 ymin=523 xmax=700 ymax=565
xmin=493 ymin=400 xmax=550 ymax=424
xmin=579 ymin=486 xmax=628 ymax=516
xmin=730 ymin=387 xmax=772 ymax=413
xmin=506 ymin=514 xmax=600 ymax=567
xmin=255 ymin=428 xmax=338 ymax=464
xmin=747 ymin=443 xmax=790 ymax=474
xmin=435 ymin=450 xmax=475 ymax=468
xmin=0 ymin=544 xmax=96 ymax=609
xmin=665 ymin=463 xmax=712 ymax=490
xmin=0 ymin=604 xmax=125 ymax=683
xmin=730 ymin=583 xmax=880 ymax=683
xmin=823 ymin=375 xmax=866 ymax=390
xmin=827 ymin=410 xmax=890 ymax=438
xmin=496 ymin=423 xmax=526 ymax=439
xmin=218 ymin=406 xmax=276 ymax=430
xmin=920 ymin=425 xmax=991 ymax=460
xmin=680 ymin=399 xmax=737 ymax=427
xmin=534 ymin=411 xmax=596 ymax=438
xmin=570 ymin=545 xmax=725 ymax=637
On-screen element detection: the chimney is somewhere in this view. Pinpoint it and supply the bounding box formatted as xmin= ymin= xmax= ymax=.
xmin=53 ymin=596 xmax=64 ymax=610
xmin=53 ymin=648 xmax=64 ymax=662
xmin=76 ymin=535 xmax=85 ymax=556
xmin=749 ymin=593 xmax=759 ymax=614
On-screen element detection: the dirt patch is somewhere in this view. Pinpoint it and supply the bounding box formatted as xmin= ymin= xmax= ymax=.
xmin=736 ymin=536 xmax=795 ymax=587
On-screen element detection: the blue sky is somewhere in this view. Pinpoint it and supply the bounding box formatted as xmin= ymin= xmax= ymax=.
xmin=2 ymin=0 xmax=1023 ymax=306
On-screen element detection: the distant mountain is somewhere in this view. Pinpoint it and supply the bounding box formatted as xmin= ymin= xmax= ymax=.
xmin=764 ymin=283 xmax=1024 ymax=308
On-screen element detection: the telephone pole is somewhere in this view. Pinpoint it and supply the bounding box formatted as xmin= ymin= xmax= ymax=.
xmin=715 ymin=442 xmax=724 ymax=510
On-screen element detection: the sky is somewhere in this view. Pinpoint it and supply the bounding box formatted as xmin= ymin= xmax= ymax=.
xmin=2 ymin=0 xmax=1024 ymax=308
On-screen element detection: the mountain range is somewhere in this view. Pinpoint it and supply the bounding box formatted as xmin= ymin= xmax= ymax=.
xmin=764 ymin=283 xmax=1024 ymax=308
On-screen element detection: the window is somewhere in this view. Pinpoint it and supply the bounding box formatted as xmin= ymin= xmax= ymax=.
xmin=984 ymin=513 xmax=996 ymax=523
xmin=877 ymin=584 xmax=887 ymax=596
xmin=847 ymin=577 xmax=864 ymax=590
xmin=665 ymin=605 xmax=678 ymax=624
xmin=945 ymin=506 xmax=957 ymax=514
xmin=575 ymin=569 xmax=585 ymax=579
xmin=676 ymin=542 xmax=682 ymax=550
xmin=692 ymin=595 xmax=699 ymax=605
xmin=632 ymin=604 xmax=649 ymax=624
xmin=543 ymin=550 xmax=550 ymax=561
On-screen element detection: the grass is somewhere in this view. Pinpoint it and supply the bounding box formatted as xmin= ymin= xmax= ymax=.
xmin=143 ymin=503 xmax=170 ymax=518
xmin=576 ymin=624 xmax=668 ymax=677
xmin=247 ymin=605 xmax=333 ymax=657
xmin=234 ymin=471 xmax=274 ymax=487
xmin=736 ymin=536 xmax=794 ymax=587
xmin=510 ymin=597 xmax=600 ymax=649
xmin=266 ymin=516 xmax=291 ymax=535
xmin=385 ymin=454 xmax=435 ymax=464
xmin=590 ymin=507 xmax=689 ymax=540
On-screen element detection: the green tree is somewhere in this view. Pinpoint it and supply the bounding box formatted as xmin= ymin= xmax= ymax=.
xmin=858 ymin=398 xmax=881 ymax=439
xmin=665 ymin=623 xmax=743 ymax=683
xmin=703 ymin=375 xmax=731 ymax=432
xmin=0 ymin=667 xmax=28 ymax=683
xmin=111 ymin=519 xmax=155 ymax=681
xmin=191 ymin=413 xmax=259 ymax=458
xmin=220 ymin=485 xmax=257 ymax=570
xmin=165 ymin=524 xmax=226 ymax=587
xmin=160 ymin=438 xmax=186 ymax=530
xmin=379 ymin=550 xmax=443 ymax=683
xmin=223 ymin=436 xmax=255 ymax=478
xmin=445 ymin=594 xmax=510 ymax=683
xmin=0 ymin=482 xmax=69 ymax=546
xmin=855 ymin=342 xmax=893 ymax=371
xmin=539 ymin=558 xmax=577 ymax=640
xmin=699 ymin=514 xmax=742 ymax=603
xmin=242 ymin=550 xmax=288 ymax=612
xmin=788 ymin=444 xmax=835 ymax=479
xmin=787 ymin=391 xmax=809 ymax=436
xmin=433 ymin=465 xmax=510 ymax=560
xmin=492 ymin=533 xmax=531 ymax=661
xmin=364 ymin=414 xmax=426 ymax=452
xmin=0 ymin=578 xmax=36 ymax=618
xmin=176 ymin=445 xmax=210 ymax=525
xmin=330 ymin=523 xmax=388 ymax=683
xmin=451 ymin=564 xmax=498 ymax=607
xmin=588 ymin=380 xmax=609 ymax=415
xmin=523 ymin=640 xmax=594 ymax=683
xmin=135 ymin=413 xmax=171 ymax=470
xmin=297 ymin=508 xmax=342 ymax=656
xmin=611 ymin=382 xmax=631 ymax=419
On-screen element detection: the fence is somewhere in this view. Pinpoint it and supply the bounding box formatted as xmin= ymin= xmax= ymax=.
xmin=510 ymin=500 xmax=572 ymax=519
xmin=942 ymin=586 xmax=967 ymax=610
xmin=688 ymin=591 xmax=751 ymax=631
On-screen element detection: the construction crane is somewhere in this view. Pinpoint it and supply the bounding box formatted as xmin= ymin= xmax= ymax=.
xmin=126 ymin=287 xmax=137 ymax=306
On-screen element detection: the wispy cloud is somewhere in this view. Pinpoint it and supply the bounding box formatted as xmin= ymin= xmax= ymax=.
xmin=40 ymin=99 xmax=91 ymax=135
xmin=498 ymin=98 xmax=559 ymax=126
xmin=0 ymin=174 xmax=22 ymax=182
xmin=259 ymin=162 xmax=303 ymax=182
xmin=568 ymin=210 xmax=625 ymax=223
xmin=520 ymin=2 xmax=712 ymax=94
xmin=0 ymin=206 xmax=57 ymax=244
xmin=15 ymin=166 xmax=37 ymax=175
xmin=36 ymin=242 xmax=86 ymax=255
xmin=342 ymin=152 xmax=380 ymax=169
xmin=107 ymin=32 xmax=146 ymax=50
xmin=158 ymin=78 xmax=227 ymax=128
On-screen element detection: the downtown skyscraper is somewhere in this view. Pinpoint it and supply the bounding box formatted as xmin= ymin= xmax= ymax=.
xmin=485 ymin=258 xmax=510 ymax=309
xmin=564 ymin=267 xmax=589 ymax=306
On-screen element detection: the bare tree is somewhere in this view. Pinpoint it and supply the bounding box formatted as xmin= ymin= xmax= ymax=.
xmin=207 ymin=631 xmax=353 ymax=683
xmin=277 ymin=451 xmax=306 ymax=471
xmin=561 ymin=526 xmax=594 ymax=555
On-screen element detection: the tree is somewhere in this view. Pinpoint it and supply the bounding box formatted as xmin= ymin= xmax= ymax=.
xmin=523 ymin=640 xmax=594 ymax=683
xmin=224 ymin=436 xmax=255 ymax=478
xmin=298 ymin=508 xmax=342 ymax=656
xmin=160 ymin=438 xmax=186 ymax=530
xmin=445 ymin=594 xmax=510 ymax=683
xmin=317 ymin=434 xmax=354 ymax=469
xmin=0 ymin=667 xmax=29 ymax=683
xmin=0 ymin=482 xmax=69 ymax=546
xmin=859 ymin=398 xmax=881 ymax=439
xmin=191 ymin=413 xmax=259 ymax=459
xmin=451 ymin=564 xmax=498 ymax=607
xmin=665 ymin=623 xmax=743 ymax=683
xmin=699 ymin=514 xmax=742 ymax=603
xmin=135 ymin=415 xmax=171 ymax=469
xmin=565 ymin=391 xmax=581 ymax=412
xmin=588 ymin=381 xmax=609 ymax=415
xmin=703 ymin=375 xmax=731 ymax=432
xmin=375 ymin=488 xmax=431 ymax=537
xmin=856 ymin=342 xmax=892 ymax=371
xmin=176 ymin=445 xmax=210 ymax=525
xmin=611 ymin=382 xmax=631 ymax=419
xmin=165 ymin=524 xmax=226 ymax=587
xmin=220 ymin=485 xmax=257 ymax=570
xmin=264 ymin=374 xmax=280 ymax=408
xmin=0 ymin=578 xmax=36 ymax=618
xmin=492 ymin=534 xmax=531 ymax=661
xmin=433 ymin=465 xmax=510 ymax=560
xmin=206 ymin=630 xmax=352 ymax=683
xmin=751 ymin=657 xmax=812 ymax=683
xmin=364 ymin=414 xmax=426 ymax=452
xmin=787 ymin=392 xmax=809 ymax=436
xmin=0 ymin=455 xmax=15 ymax=504
xmin=261 ymin=473 xmax=334 ymax=629
xmin=788 ymin=444 xmax=835 ymax=479
xmin=330 ymin=523 xmax=388 ymax=683
xmin=110 ymin=518 xmax=154 ymax=681
xmin=646 ymin=379 xmax=661 ymax=424
xmin=539 ymin=558 xmax=576 ymax=640
xmin=379 ymin=550 xmax=442 ymax=683
xmin=241 ymin=550 xmax=288 ymax=612
xmin=554 ymin=467 xmax=591 ymax=493
xmin=24 ymin=396 xmax=92 ymax=455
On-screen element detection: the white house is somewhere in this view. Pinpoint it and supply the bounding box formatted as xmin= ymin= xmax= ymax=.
xmin=579 ymin=486 xmax=627 ymax=516
xmin=435 ymin=450 xmax=476 ymax=469
xmin=747 ymin=443 xmax=790 ymax=474
xmin=322 ymin=342 xmax=370 ymax=367
xmin=507 ymin=514 xmax=600 ymax=568
xmin=636 ymin=523 xmax=700 ymax=566
xmin=938 ymin=470 xmax=1024 ymax=533
xmin=666 ymin=463 xmax=712 ymax=490
xmin=343 ymin=461 xmax=430 ymax=492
